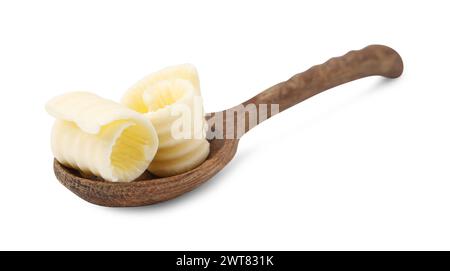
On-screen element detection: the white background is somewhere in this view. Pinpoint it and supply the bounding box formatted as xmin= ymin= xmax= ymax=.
xmin=1 ymin=0 xmax=449 ymax=250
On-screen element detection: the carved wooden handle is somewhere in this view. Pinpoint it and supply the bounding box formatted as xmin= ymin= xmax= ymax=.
xmin=240 ymin=45 xmax=403 ymax=134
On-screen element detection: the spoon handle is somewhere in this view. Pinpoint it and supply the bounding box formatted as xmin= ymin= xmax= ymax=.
xmin=239 ymin=44 xmax=403 ymax=134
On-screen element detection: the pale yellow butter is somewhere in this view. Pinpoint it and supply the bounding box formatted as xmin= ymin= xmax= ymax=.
xmin=46 ymin=91 xmax=159 ymax=182
xmin=121 ymin=64 xmax=210 ymax=177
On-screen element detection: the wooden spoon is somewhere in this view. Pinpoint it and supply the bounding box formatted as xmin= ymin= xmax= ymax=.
xmin=54 ymin=45 xmax=403 ymax=207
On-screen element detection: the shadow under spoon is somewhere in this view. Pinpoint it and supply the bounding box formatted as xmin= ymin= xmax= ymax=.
xmin=54 ymin=44 xmax=404 ymax=207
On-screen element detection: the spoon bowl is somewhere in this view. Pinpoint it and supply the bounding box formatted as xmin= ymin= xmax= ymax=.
xmin=54 ymin=136 xmax=239 ymax=207
xmin=54 ymin=45 xmax=403 ymax=207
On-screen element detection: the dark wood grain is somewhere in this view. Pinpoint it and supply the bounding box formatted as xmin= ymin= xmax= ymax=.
xmin=54 ymin=44 xmax=403 ymax=207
